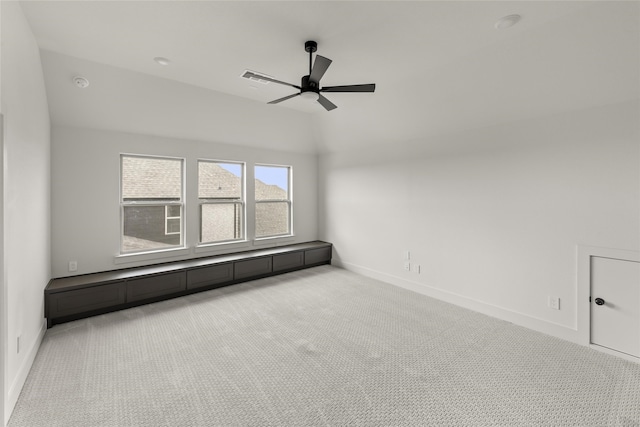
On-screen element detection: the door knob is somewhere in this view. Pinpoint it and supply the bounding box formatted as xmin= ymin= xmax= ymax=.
xmin=594 ymin=298 xmax=605 ymax=306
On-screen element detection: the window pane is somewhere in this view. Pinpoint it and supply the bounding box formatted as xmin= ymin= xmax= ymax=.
xmin=199 ymin=161 xmax=242 ymax=199
xmin=255 ymin=165 xmax=288 ymax=201
xmin=122 ymin=156 xmax=182 ymax=200
xmin=166 ymin=218 xmax=181 ymax=234
xmin=201 ymin=203 xmax=242 ymax=243
xmin=166 ymin=205 xmax=180 ymax=218
xmin=198 ymin=160 xmax=245 ymax=244
xmin=121 ymin=155 xmax=183 ymax=254
xmin=123 ymin=205 xmax=181 ymax=252
xmin=255 ymin=202 xmax=290 ymax=238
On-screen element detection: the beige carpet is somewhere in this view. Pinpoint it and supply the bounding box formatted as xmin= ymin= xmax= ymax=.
xmin=8 ymin=266 xmax=640 ymax=426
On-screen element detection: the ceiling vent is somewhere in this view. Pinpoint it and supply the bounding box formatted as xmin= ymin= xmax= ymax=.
xmin=241 ymin=70 xmax=272 ymax=84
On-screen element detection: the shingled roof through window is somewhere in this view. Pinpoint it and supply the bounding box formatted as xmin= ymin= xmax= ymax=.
xmin=122 ymin=156 xmax=182 ymax=199
xmin=122 ymin=156 xmax=287 ymax=200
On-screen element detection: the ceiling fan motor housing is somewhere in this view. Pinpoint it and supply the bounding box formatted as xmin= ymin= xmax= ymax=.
xmin=301 ymin=75 xmax=319 ymax=94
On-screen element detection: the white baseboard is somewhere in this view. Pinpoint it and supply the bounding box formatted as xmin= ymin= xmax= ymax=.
xmin=5 ymin=319 xmax=46 ymax=426
xmin=335 ymin=259 xmax=580 ymax=345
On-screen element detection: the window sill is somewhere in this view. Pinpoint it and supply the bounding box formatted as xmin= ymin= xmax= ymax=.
xmin=194 ymin=240 xmax=251 ymax=255
xmin=114 ymin=246 xmax=191 ymax=265
xmin=253 ymin=234 xmax=296 ymax=247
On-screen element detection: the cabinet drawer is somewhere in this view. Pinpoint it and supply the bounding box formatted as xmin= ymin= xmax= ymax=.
xmin=273 ymin=252 xmax=304 ymax=272
xmin=305 ymin=247 xmax=332 ymax=265
xmin=234 ymin=257 xmax=272 ymax=280
xmin=126 ymin=272 xmax=186 ymax=302
xmin=48 ymin=282 xmax=126 ymax=318
xmin=187 ymin=263 xmax=233 ymax=290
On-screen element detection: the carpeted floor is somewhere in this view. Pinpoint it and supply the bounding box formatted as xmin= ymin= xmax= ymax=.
xmin=8 ymin=265 xmax=640 ymax=426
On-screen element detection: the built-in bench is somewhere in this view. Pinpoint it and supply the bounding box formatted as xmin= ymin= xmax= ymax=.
xmin=45 ymin=241 xmax=332 ymax=328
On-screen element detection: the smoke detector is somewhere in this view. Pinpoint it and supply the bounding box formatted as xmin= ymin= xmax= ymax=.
xmin=72 ymin=76 xmax=90 ymax=89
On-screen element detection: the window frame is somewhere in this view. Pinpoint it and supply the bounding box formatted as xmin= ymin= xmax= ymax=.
xmin=254 ymin=163 xmax=293 ymax=240
xmin=120 ymin=154 xmax=186 ymax=255
xmin=197 ymin=159 xmax=246 ymax=246
xmin=164 ymin=205 xmax=181 ymax=236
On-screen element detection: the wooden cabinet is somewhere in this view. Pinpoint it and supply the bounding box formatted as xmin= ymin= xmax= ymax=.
xmin=235 ymin=257 xmax=272 ymax=279
xmin=187 ymin=263 xmax=233 ymax=290
xmin=305 ymin=246 xmax=332 ymax=265
xmin=48 ymin=281 xmax=126 ymax=318
xmin=127 ymin=272 xmax=186 ymax=302
xmin=45 ymin=241 xmax=331 ymax=327
xmin=273 ymin=252 xmax=304 ymax=272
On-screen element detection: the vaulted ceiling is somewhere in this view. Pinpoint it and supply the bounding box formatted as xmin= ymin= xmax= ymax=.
xmin=20 ymin=1 xmax=640 ymax=153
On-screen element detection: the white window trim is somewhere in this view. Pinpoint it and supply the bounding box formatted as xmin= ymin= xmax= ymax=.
xmin=114 ymin=246 xmax=191 ymax=264
xmin=253 ymin=234 xmax=296 ymax=247
xmin=197 ymin=159 xmax=246 ymax=246
xmin=195 ymin=239 xmax=251 ymax=254
xmin=119 ymin=154 xmax=186 ymax=256
xmin=254 ymin=163 xmax=293 ymax=240
xmin=164 ymin=205 xmax=181 ymax=236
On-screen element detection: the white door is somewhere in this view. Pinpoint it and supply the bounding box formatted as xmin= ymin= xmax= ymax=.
xmin=591 ymin=256 xmax=640 ymax=358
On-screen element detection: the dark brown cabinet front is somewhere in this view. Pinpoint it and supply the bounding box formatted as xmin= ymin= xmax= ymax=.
xmin=234 ymin=257 xmax=272 ymax=279
xmin=126 ymin=272 xmax=186 ymax=302
xmin=48 ymin=282 xmax=126 ymax=318
xmin=273 ymin=252 xmax=304 ymax=272
xmin=305 ymin=247 xmax=332 ymax=265
xmin=187 ymin=263 xmax=234 ymax=290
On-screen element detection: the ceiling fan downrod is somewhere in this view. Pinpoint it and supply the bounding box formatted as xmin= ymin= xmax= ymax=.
xmin=305 ymin=40 xmax=318 ymax=75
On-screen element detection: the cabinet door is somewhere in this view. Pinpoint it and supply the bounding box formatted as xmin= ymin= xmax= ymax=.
xmin=187 ymin=263 xmax=233 ymax=290
xmin=127 ymin=272 xmax=186 ymax=303
xmin=48 ymin=282 xmax=126 ymax=318
xmin=234 ymin=257 xmax=272 ymax=280
xmin=305 ymin=247 xmax=332 ymax=265
xmin=273 ymin=252 xmax=304 ymax=272
xmin=591 ymin=256 xmax=640 ymax=357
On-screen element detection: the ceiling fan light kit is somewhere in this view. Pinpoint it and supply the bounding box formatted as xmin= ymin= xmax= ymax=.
xmin=244 ymin=40 xmax=376 ymax=111
xmin=300 ymin=91 xmax=319 ymax=101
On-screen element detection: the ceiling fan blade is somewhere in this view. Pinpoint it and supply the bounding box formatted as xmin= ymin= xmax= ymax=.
xmin=321 ymin=83 xmax=376 ymax=93
xmin=242 ymin=71 xmax=301 ymax=89
xmin=268 ymin=93 xmax=300 ymax=104
xmin=317 ymin=94 xmax=337 ymax=111
xmin=309 ymin=55 xmax=332 ymax=84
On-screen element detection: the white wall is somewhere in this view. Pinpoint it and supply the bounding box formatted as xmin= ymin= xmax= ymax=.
xmin=51 ymin=126 xmax=318 ymax=277
xmin=319 ymin=100 xmax=639 ymax=343
xmin=39 ymin=50 xmax=319 ymax=155
xmin=0 ymin=2 xmax=51 ymax=424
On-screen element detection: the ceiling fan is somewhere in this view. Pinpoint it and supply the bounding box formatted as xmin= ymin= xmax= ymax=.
xmin=242 ymin=41 xmax=375 ymax=111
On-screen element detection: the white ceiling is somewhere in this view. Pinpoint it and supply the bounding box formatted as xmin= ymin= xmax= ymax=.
xmin=19 ymin=1 xmax=640 ymax=153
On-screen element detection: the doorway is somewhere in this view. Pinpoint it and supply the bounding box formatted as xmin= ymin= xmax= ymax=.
xmin=578 ymin=245 xmax=640 ymax=361
xmin=590 ymin=256 xmax=640 ymax=358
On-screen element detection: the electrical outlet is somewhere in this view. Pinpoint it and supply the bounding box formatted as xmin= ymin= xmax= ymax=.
xmin=402 ymin=250 xmax=410 ymax=260
xmin=548 ymin=296 xmax=560 ymax=310
xmin=69 ymin=261 xmax=78 ymax=272
xmin=413 ymin=264 xmax=421 ymax=274
xmin=403 ymin=261 xmax=411 ymax=271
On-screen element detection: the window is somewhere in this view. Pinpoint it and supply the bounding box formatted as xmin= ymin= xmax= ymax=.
xmin=120 ymin=155 xmax=184 ymax=254
xmin=198 ymin=160 xmax=245 ymax=244
xmin=255 ymin=164 xmax=292 ymax=238
xmin=165 ymin=205 xmax=181 ymax=235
